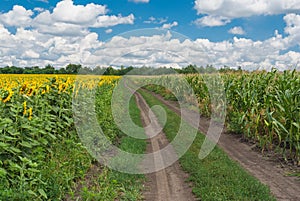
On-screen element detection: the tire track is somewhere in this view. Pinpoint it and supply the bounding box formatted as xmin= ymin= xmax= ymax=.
xmin=134 ymin=91 xmax=196 ymax=201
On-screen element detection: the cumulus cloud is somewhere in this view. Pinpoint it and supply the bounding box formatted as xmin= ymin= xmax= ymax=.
xmin=51 ymin=0 xmax=107 ymax=25
xmin=194 ymin=0 xmax=300 ymax=27
xmin=93 ymin=14 xmax=134 ymax=28
xmin=0 ymin=20 xmax=298 ymax=70
xmin=0 ymin=5 xmax=33 ymax=27
xmin=194 ymin=0 xmax=300 ymax=18
xmin=161 ymin=21 xmax=178 ymax=29
xmin=13 ymin=27 xmax=300 ymax=69
xmin=79 ymin=30 xmax=297 ymax=70
xmin=22 ymin=50 xmax=40 ymax=59
xmin=284 ymin=13 xmax=300 ymax=46
xmin=228 ymin=26 xmax=245 ymax=35
xmin=0 ymin=0 xmax=134 ymax=36
xmin=193 ymin=15 xmax=230 ymax=27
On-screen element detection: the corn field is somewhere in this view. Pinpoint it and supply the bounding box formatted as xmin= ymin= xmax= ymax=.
xmin=144 ymin=70 xmax=300 ymax=164
xmin=221 ymin=70 xmax=300 ymax=164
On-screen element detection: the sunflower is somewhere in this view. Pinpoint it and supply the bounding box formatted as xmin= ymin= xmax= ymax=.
xmin=2 ymin=88 xmax=14 ymax=103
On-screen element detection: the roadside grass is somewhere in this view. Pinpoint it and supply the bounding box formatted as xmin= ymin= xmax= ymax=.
xmin=139 ymin=89 xmax=276 ymax=201
xmin=74 ymin=95 xmax=146 ymax=200
xmin=42 ymin=136 xmax=92 ymax=200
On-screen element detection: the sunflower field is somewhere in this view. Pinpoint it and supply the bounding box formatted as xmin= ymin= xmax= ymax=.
xmin=0 ymin=74 xmax=120 ymax=200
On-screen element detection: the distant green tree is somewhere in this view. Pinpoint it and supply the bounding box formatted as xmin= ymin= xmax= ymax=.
xmin=66 ymin=64 xmax=82 ymax=74
xmin=183 ymin=64 xmax=198 ymax=74
xmin=0 ymin=66 xmax=24 ymax=74
xmin=103 ymin=66 xmax=118 ymax=75
xmin=57 ymin=68 xmax=67 ymax=74
xmin=43 ymin=64 xmax=55 ymax=74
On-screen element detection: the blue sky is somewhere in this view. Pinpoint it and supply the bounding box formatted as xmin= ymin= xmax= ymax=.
xmin=0 ymin=0 xmax=300 ymax=70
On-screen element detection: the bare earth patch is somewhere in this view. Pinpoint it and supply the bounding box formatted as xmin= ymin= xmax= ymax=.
xmin=65 ymin=162 xmax=102 ymax=201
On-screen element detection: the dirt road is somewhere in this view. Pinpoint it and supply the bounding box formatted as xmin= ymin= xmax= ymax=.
xmin=146 ymin=89 xmax=300 ymax=201
xmin=134 ymin=91 xmax=196 ymax=201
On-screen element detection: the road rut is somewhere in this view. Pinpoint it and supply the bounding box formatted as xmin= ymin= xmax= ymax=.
xmin=134 ymin=91 xmax=196 ymax=201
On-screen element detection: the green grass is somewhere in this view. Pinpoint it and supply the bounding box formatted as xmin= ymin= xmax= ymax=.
xmin=139 ymin=89 xmax=276 ymax=201
xmin=75 ymin=95 xmax=146 ymax=201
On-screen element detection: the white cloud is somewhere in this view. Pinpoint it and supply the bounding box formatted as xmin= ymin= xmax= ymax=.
xmin=276 ymin=51 xmax=300 ymax=70
xmin=194 ymin=0 xmax=300 ymax=27
xmin=0 ymin=24 xmax=11 ymax=37
xmin=72 ymin=28 xmax=296 ymax=70
xmin=32 ymin=10 xmax=90 ymax=36
xmin=161 ymin=21 xmax=178 ymax=29
xmin=144 ymin=16 xmax=156 ymax=24
xmin=194 ymin=0 xmax=300 ymax=18
xmin=0 ymin=1 xmax=134 ymax=37
xmin=34 ymin=21 xmax=89 ymax=36
xmin=33 ymin=10 xmax=53 ymax=25
xmin=105 ymin=29 xmax=113 ymax=34
xmin=0 ymin=5 xmax=33 ymax=27
xmin=144 ymin=16 xmax=168 ymax=24
xmin=228 ymin=26 xmax=245 ymax=35
xmin=284 ymin=13 xmax=300 ymax=46
xmin=33 ymin=7 xmax=45 ymax=12
xmin=93 ymin=14 xmax=134 ymax=28
xmin=0 ymin=22 xmax=298 ymax=69
xmin=51 ymin=0 xmax=107 ymax=25
xmin=129 ymin=0 xmax=150 ymax=3
xmin=22 ymin=50 xmax=40 ymax=59
xmin=193 ymin=16 xmax=230 ymax=27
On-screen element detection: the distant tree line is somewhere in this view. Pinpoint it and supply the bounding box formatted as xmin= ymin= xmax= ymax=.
xmin=0 ymin=64 xmax=243 ymax=75
xmin=0 ymin=64 xmax=82 ymax=74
